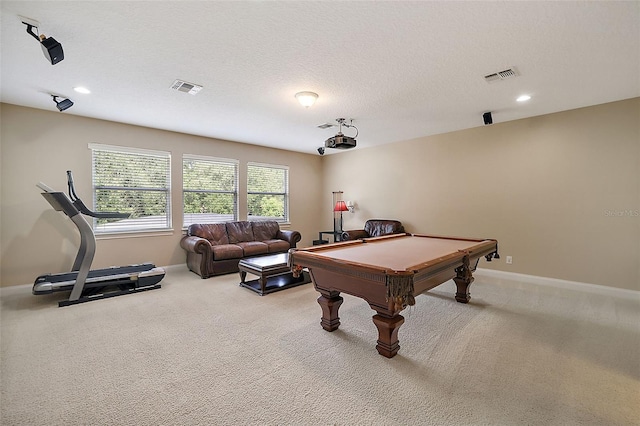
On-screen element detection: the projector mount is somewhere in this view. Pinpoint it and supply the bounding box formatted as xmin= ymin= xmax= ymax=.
xmin=334 ymin=118 xmax=359 ymax=138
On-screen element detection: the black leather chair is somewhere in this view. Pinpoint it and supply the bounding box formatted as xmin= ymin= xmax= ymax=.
xmin=341 ymin=219 xmax=405 ymax=241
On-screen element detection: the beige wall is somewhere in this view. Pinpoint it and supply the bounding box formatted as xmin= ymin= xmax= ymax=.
xmin=2 ymin=99 xmax=639 ymax=290
xmin=322 ymin=98 xmax=640 ymax=291
xmin=0 ymin=104 xmax=323 ymax=286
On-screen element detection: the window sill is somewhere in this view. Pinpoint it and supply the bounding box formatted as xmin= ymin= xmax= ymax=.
xmin=96 ymin=229 xmax=175 ymax=240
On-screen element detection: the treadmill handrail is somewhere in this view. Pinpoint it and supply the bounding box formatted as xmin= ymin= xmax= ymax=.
xmin=66 ymin=170 xmax=131 ymax=219
xmin=72 ymin=198 xmax=130 ymax=219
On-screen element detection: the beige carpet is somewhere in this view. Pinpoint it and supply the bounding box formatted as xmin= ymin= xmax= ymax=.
xmin=1 ymin=266 xmax=638 ymax=425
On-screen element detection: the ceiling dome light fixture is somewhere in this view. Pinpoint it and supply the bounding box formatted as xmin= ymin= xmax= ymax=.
xmin=295 ymin=91 xmax=318 ymax=108
xmin=516 ymin=94 xmax=531 ymax=102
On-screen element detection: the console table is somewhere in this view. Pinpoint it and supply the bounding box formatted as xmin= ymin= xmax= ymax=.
xmin=313 ymin=230 xmax=342 ymax=245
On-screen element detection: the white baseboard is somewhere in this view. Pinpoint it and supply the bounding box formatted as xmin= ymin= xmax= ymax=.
xmin=163 ymin=263 xmax=640 ymax=299
xmin=476 ymin=268 xmax=639 ymax=299
xmin=163 ymin=264 xmax=189 ymax=273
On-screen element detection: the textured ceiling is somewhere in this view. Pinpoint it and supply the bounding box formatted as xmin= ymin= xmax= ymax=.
xmin=1 ymin=1 xmax=639 ymax=155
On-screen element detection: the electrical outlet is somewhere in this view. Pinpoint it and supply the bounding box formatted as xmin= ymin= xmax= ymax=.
xmin=506 ymin=256 xmax=513 ymax=264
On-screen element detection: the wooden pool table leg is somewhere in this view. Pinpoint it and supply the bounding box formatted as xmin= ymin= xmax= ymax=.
xmin=453 ymin=254 xmax=474 ymax=303
xmin=317 ymin=290 xmax=343 ymax=332
xmin=372 ymin=313 xmax=405 ymax=358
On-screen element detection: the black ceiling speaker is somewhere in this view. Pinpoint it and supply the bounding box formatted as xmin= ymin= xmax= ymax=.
xmin=52 ymin=95 xmax=73 ymax=111
xmin=483 ymin=112 xmax=493 ymax=125
xmin=23 ymin=21 xmax=64 ymax=65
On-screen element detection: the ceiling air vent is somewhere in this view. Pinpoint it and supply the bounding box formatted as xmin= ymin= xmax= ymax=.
xmin=484 ymin=67 xmax=519 ymax=83
xmin=171 ymin=79 xmax=203 ymax=95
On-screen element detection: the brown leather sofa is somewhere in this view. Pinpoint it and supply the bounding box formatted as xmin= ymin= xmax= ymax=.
xmin=341 ymin=219 xmax=405 ymax=241
xmin=180 ymin=220 xmax=301 ymax=278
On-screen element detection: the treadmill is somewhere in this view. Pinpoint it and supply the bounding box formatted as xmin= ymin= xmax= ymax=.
xmin=33 ymin=171 xmax=165 ymax=307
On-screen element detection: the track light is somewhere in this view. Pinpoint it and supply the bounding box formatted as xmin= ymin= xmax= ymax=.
xmin=22 ymin=20 xmax=64 ymax=65
xmin=52 ymin=95 xmax=73 ymax=112
xmin=317 ymin=147 xmax=325 ymax=156
xmin=483 ymin=112 xmax=493 ymax=125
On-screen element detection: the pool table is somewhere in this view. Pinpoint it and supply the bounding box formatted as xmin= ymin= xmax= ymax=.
xmin=289 ymin=233 xmax=499 ymax=358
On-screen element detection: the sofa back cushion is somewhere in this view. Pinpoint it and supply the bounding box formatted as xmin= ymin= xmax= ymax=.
xmin=364 ymin=219 xmax=405 ymax=237
xmin=252 ymin=221 xmax=280 ymax=241
xmin=188 ymin=223 xmax=229 ymax=245
xmin=226 ymin=221 xmax=255 ymax=243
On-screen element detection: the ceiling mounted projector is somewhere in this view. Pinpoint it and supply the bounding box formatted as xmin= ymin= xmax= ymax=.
xmin=22 ymin=19 xmax=64 ymax=65
xmin=325 ymin=134 xmax=356 ymax=150
xmin=324 ymin=118 xmax=358 ymax=150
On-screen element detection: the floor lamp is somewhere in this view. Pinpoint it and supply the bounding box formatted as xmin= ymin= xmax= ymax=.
xmin=333 ymin=200 xmax=348 ymax=241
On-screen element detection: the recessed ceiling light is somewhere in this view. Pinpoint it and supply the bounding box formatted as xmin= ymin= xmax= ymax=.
xmin=73 ymin=86 xmax=91 ymax=94
xmin=516 ymin=94 xmax=531 ymax=102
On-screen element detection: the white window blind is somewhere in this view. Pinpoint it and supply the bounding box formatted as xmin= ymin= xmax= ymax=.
xmin=247 ymin=162 xmax=289 ymax=222
xmin=183 ymin=155 xmax=239 ymax=227
xmin=90 ymin=144 xmax=171 ymax=234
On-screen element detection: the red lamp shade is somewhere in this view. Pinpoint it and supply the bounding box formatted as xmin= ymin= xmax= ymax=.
xmin=333 ymin=200 xmax=349 ymax=212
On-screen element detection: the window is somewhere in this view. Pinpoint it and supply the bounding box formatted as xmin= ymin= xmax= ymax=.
xmin=247 ymin=162 xmax=289 ymax=222
xmin=183 ymin=155 xmax=238 ymax=227
xmin=90 ymin=144 xmax=171 ymax=234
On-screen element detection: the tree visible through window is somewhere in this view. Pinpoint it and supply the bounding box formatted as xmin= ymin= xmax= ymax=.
xmin=183 ymin=155 xmax=238 ymax=227
xmin=247 ymin=163 xmax=289 ymax=222
xmin=90 ymin=144 xmax=171 ymax=234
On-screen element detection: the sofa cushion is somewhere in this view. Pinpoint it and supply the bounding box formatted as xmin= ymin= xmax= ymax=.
xmin=188 ymin=223 xmax=229 ymax=245
xmin=252 ymin=221 xmax=280 ymax=241
xmin=226 ymin=221 xmax=254 ymax=243
xmin=263 ymin=239 xmax=291 ymax=253
xmin=236 ymin=241 xmax=269 ymax=256
xmin=211 ymin=244 xmax=243 ymax=260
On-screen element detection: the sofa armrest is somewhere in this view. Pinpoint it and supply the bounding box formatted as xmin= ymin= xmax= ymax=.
xmin=341 ymin=229 xmax=369 ymax=241
xmin=277 ymin=229 xmax=302 ymax=248
xmin=180 ymin=235 xmax=212 ymax=254
xmin=180 ymin=236 xmax=214 ymax=278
